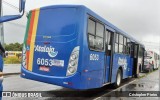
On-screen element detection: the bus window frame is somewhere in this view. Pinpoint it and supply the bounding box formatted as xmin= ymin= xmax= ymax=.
xmin=114 ymin=33 xmax=131 ymax=55
xmin=126 ymin=38 xmax=131 ymax=55
xmin=87 ymin=16 xmax=105 ymax=52
xmin=123 ymin=37 xmax=127 ymax=54
xmin=134 ymin=44 xmax=138 ymax=58
xmin=119 ymin=34 xmax=124 ymax=54
xmin=105 ymin=29 xmax=113 ymax=56
xmin=114 ymin=33 xmax=119 ymax=53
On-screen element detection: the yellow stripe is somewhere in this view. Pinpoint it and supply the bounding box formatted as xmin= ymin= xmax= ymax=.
xmin=28 ymin=9 xmax=40 ymax=71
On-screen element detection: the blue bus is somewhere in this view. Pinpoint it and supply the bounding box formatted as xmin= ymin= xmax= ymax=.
xmin=21 ymin=5 xmax=145 ymax=90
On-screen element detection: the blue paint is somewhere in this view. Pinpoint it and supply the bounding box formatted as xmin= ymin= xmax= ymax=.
xmin=104 ymin=56 xmax=111 ymax=83
xmin=0 ymin=56 xmax=3 ymax=71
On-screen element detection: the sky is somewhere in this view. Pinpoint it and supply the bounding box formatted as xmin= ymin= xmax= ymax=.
xmin=2 ymin=0 xmax=160 ymax=53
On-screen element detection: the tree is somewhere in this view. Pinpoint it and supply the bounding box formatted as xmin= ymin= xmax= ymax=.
xmin=5 ymin=42 xmax=23 ymax=51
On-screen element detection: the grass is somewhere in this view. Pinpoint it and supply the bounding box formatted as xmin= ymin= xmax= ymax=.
xmin=4 ymin=57 xmax=21 ymax=64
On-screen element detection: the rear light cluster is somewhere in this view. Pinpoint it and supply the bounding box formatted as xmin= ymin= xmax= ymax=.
xmin=22 ymin=45 xmax=27 ymax=69
xmin=66 ymin=46 xmax=80 ymax=76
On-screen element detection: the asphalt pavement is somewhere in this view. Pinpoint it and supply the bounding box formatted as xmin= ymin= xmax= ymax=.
xmin=2 ymin=74 xmax=136 ymax=100
xmin=3 ymin=64 xmax=21 ymax=74
xmin=1 ymin=64 xmax=159 ymax=100
xmin=95 ymin=70 xmax=159 ymax=100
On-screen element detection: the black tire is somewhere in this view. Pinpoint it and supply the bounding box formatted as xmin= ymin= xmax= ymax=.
xmin=113 ymin=69 xmax=122 ymax=88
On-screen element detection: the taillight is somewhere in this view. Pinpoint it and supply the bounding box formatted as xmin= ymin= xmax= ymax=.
xmin=66 ymin=46 xmax=80 ymax=76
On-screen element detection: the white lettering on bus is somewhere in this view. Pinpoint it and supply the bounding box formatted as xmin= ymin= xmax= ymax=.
xmin=37 ymin=58 xmax=64 ymax=67
xmin=34 ymin=45 xmax=58 ymax=58
xmin=90 ymin=54 xmax=99 ymax=61
xmin=35 ymin=45 xmax=54 ymax=53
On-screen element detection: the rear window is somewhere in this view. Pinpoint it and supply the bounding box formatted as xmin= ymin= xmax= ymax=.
xmin=37 ymin=8 xmax=78 ymax=36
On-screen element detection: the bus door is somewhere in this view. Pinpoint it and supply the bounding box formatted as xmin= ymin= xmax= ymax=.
xmin=126 ymin=39 xmax=132 ymax=76
xmin=137 ymin=46 xmax=144 ymax=72
xmin=104 ymin=27 xmax=114 ymax=83
xmin=131 ymin=43 xmax=139 ymax=77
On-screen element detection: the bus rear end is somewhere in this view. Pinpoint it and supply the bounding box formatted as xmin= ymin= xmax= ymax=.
xmin=146 ymin=51 xmax=158 ymax=70
xmin=21 ymin=6 xmax=84 ymax=89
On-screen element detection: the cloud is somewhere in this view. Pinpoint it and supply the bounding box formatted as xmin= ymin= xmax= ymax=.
xmin=2 ymin=0 xmax=160 ymax=53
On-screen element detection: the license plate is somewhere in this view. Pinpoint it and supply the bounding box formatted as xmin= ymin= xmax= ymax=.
xmin=52 ymin=59 xmax=64 ymax=67
xmin=36 ymin=58 xmax=64 ymax=67
xmin=39 ymin=66 xmax=50 ymax=72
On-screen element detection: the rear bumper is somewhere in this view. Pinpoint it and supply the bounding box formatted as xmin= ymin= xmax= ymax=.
xmin=21 ymin=67 xmax=84 ymax=89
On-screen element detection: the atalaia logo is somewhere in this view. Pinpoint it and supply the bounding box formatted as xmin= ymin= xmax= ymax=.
xmin=34 ymin=45 xmax=58 ymax=58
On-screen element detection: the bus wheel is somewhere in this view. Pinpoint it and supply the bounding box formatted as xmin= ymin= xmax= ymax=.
xmin=114 ymin=69 xmax=122 ymax=88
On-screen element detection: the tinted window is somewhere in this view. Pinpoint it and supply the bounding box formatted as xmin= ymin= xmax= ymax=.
xmin=108 ymin=32 xmax=111 ymax=45
xmin=88 ymin=35 xmax=95 ymax=49
xmin=134 ymin=45 xmax=138 ymax=58
xmin=115 ymin=33 xmax=119 ymax=53
xmin=95 ymin=37 xmax=103 ymax=50
xmin=88 ymin=18 xmax=104 ymax=51
xmin=126 ymin=39 xmax=131 ymax=54
xmin=116 ymin=34 xmax=119 ymax=43
xmin=119 ymin=44 xmax=123 ymax=53
xmin=138 ymin=46 xmax=143 ymax=57
xmin=124 ymin=37 xmax=126 ymax=46
xmin=115 ymin=43 xmax=118 ymax=53
xmin=106 ymin=30 xmax=111 ymax=45
xmin=119 ymin=35 xmax=123 ymax=53
xmin=88 ymin=19 xmax=96 ymax=35
xmin=119 ymin=35 xmax=123 ymax=44
xmin=96 ymin=23 xmax=104 ymax=37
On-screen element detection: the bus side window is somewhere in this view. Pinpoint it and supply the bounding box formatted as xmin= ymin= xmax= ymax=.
xmin=88 ymin=35 xmax=95 ymax=49
xmin=127 ymin=39 xmax=131 ymax=55
xmin=105 ymin=30 xmax=111 ymax=48
xmin=119 ymin=34 xmax=123 ymax=54
xmin=138 ymin=46 xmax=143 ymax=58
xmin=105 ymin=30 xmax=111 ymax=55
xmin=88 ymin=19 xmax=96 ymax=35
xmin=134 ymin=45 xmax=138 ymax=58
xmin=115 ymin=33 xmax=119 ymax=53
xmin=107 ymin=31 xmax=111 ymax=50
xmin=95 ymin=22 xmax=104 ymax=50
xmin=87 ymin=18 xmax=104 ymax=51
xmin=123 ymin=37 xmax=127 ymax=54
xmin=88 ymin=18 xmax=96 ymax=49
